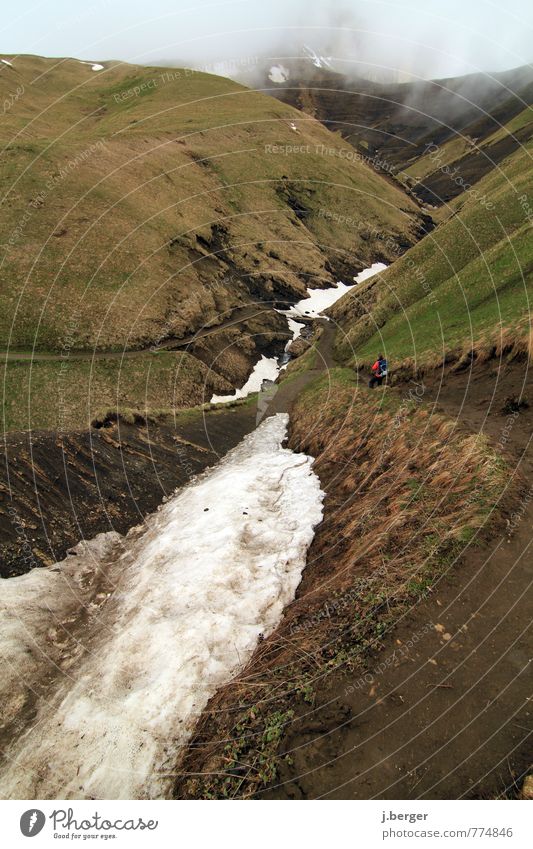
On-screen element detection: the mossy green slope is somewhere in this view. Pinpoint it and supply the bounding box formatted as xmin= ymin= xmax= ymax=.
xmin=0 ymin=55 xmax=422 ymax=353
xmin=331 ymin=124 xmax=533 ymax=369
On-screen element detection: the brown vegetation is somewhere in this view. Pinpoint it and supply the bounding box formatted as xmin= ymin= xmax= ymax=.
xmin=173 ymin=370 xmax=513 ymax=798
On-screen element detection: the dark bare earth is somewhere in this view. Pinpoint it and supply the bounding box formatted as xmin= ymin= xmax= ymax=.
xmin=0 ymin=405 xmax=258 ymax=577
xmin=265 ymin=358 xmax=533 ymax=799
xmin=1 ymin=326 xmax=531 ymax=799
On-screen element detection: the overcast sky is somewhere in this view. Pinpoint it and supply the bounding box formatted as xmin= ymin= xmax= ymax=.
xmin=1 ymin=0 xmax=532 ymax=80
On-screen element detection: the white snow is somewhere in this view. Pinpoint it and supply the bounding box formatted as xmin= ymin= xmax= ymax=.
xmin=286 ymin=317 xmax=305 ymax=347
xmin=268 ymin=64 xmax=290 ymax=83
xmin=284 ymin=263 xmax=387 ymax=320
xmin=210 ymin=353 xmax=280 ymax=403
xmin=1 ymin=59 xmax=13 ymax=67
xmin=302 ymin=45 xmax=334 ymax=70
xmin=353 ymin=261 xmax=388 ymax=284
xmin=0 ymin=414 xmax=324 ymax=800
xmin=210 ymin=264 xmax=386 ymax=403
xmin=79 ymin=61 xmax=104 ymax=71
xmin=284 ymin=282 xmax=353 ymax=319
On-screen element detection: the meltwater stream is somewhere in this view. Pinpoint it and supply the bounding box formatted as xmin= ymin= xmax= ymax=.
xmin=0 ymin=414 xmax=323 ymax=799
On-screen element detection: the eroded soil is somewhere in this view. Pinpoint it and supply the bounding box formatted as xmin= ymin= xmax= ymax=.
xmin=0 ymin=405 xmax=258 ymax=577
xmin=266 ymin=358 xmax=533 ymax=799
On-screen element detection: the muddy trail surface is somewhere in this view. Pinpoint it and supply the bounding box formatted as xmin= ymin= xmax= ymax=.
xmin=265 ymin=321 xmax=337 ymax=415
xmin=265 ymin=358 xmax=533 ymax=800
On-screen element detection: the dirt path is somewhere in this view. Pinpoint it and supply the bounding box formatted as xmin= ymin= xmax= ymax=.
xmin=266 ymin=359 xmax=533 ymax=799
xmin=0 ymin=304 xmax=271 ymax=361
xmin=265 ymin=321 xmax=337 ymax=416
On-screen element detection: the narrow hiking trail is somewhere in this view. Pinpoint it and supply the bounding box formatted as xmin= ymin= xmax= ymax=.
xmin=0 ymin=304 xmax=271 ymax=362
xmin=267 ymin=359 xmax=533 ymax=800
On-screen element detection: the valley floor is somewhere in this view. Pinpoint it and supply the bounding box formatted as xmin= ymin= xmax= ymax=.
xmin=267 ymin=360 xmax=533 ymax=799
xmin=174 ymin=350 xmax=532 ymax=800
xmin=1 ymin=322 xmax=531 ymax=800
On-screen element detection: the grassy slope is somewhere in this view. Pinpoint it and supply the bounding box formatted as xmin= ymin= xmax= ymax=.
xmin=1 ymin=351 xmax=233 ymax=432
xmin=0 ymin=54 xmax=424 ymax=431
xmin=0 ymin=55 xmax=420 ymax=352
xmin=331 ymin=128 xmax=533 ymax=369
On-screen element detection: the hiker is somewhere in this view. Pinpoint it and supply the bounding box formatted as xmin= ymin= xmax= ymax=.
xmin=369 ymin=353 xmax=388 ymax=389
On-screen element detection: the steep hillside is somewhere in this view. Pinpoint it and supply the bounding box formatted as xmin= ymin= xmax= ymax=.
xmin=330 ymin=117 xmax=533 ymax=373
xmin=401 ymin=104 xmax=533 ymax=207
xmin=264 ymin=62 xmax=533 ymax=177
xmin=0 ymin=55 xmax=423 ymax=351
xmin=0 ymin=54 xmax=426 ymax=430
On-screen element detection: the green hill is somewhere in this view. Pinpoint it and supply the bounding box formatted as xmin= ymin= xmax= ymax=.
xmin=0 ymin=54 xmax=426 ymax=430
xmin=0 ymin=55 xmax=423 ymax=352
xmin=330 ymin=111 xmax=533 ymax=372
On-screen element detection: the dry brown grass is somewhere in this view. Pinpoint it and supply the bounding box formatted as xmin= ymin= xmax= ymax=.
xmin=0 ymin=55 xmax=421 ymax=354
xmin=173 ymin=370 xmax=512 ymax=799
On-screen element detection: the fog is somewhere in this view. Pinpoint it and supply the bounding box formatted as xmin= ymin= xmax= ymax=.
xmin=1 ymin=0 xmax=532 ymax=82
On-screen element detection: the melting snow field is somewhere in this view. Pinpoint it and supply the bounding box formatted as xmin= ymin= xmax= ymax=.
xmin=210 ymin=354 xmax=281 ymax=404
xmin=285 ymin=263 xmax=388 ymax=319
xmin=210 ymin=263 xmax=386 ymax=404
xmin=0 ymin=415 xmax=323 ymax=800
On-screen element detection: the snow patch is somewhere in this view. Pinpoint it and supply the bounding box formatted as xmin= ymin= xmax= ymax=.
xmin=302 ymin=45 xmax=334 ymax=70
xmin=210 ymin=354 xmax=280 ymax=403
xmin=284 ymin=282 xmax=353 ymax=319
xmin=284 ymin=263 xmax=387 ymax=320
xmin=268 ymin=64 xmax=290 ymax=83
xmin=286 ymin=318 xmax=305 ymax=347
xmin=80 ymin=61 xmax=104 ymax=71
xmin=353 ymin=261 xmax=388 ymax=284
xmin=0 ymin=414 xmax=323 ymax=800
